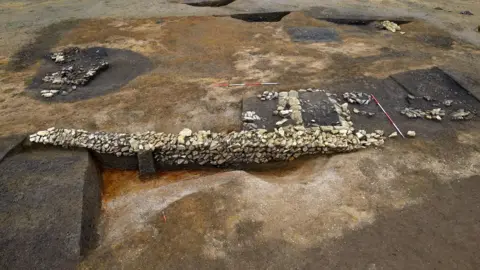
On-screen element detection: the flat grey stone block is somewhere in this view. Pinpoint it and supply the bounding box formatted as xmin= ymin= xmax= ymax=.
xmin=138 ymin=151 xmax=156 ymax=178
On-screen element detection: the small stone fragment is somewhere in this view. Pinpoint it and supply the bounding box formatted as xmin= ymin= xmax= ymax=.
xmin=388 ymin=132 xmax=398 ymax=138
xmin=423 ymin=96 xmax=433 ymax=101
xmin=460 ymin=11 xmax=474 ymax=16
xmin=243 ymin=111 xmax=261 ymax=122
xmin=179 ymin=128 xmax=192 ymax=137
xmin=407 ymin=131 xmax=416 ymax=137
xmin=451 ymin=109 xmax=472 ymax=120
xmin=276 ymin=118 xmax=288 ymax=126
xmin=380 ymin=20 xmax=401 ymax=33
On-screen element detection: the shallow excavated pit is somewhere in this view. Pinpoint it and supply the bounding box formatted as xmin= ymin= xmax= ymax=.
xmin=230 ymin=12 xmax=291 ymax=22
xmin=179 ymin=0 xmax=235 ymax=7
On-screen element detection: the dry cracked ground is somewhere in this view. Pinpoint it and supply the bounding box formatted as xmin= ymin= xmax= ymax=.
xmin=1 ymin=0 xmax=480 ymax=269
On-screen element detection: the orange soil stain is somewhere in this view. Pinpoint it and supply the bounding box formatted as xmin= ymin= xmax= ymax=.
xmin=101 ymin=168 xmax=223 ymax=202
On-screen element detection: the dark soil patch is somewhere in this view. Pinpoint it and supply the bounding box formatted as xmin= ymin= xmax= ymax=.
xmin=325 ymin=18 xmax=411 ymax=26
xmin=230 ymin=12 xmax=291 ymax=22
xmin=300 ymin=91 xmax=341 ymax=127
xmin=323 ymin=68 xmax=480 ymax=138
xmin=241 ymin=91 xmax=340 ymax=131
xmin=305 ymin=175 xmax=480 ymax=270
xmin=390 ymin=67 xmax=479 ymax=114
xmin=26 ymin=47 xmax=153 ymax=102
xmin=305 ymin=6 xmax=414 ymax=25
xmin=182 ymin=0 xmax=235 ymax=7
xmin=416 ymin=34 xmax=454 ymax=49
xmin=286 ymin=27 xmax=339 ymax=43
xmin=7 ymin=20 xmax=79 ymax=71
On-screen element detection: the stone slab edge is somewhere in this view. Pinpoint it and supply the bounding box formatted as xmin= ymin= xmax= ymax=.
xmin=138 ymin=151 xmax=157 ymax=179
xmin=440 ymin=67 xmax=480 ymax=102
xmin=0 ymin=134 xmax=27 ymax=163
xmin=80 ymin=152 xmax=102 ymax=255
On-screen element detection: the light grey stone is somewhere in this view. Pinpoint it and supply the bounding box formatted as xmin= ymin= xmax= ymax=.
xmin=179 ymin=128 xmax=192 ymax=137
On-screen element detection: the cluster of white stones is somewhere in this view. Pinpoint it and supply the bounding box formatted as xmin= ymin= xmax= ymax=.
xmin=28 ymin=125 xmax=389 ymax=167
xmin=401 ymin=107 xmax=446 ymax=120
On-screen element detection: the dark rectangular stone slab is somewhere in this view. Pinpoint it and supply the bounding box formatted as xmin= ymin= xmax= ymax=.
xmin=0 ymin=147 xmax=101 ymax=270
xmin=138 ymin=151 xmax=157 ymax=179
xmin=91 ymin=152 xmax=138 ymax=170
xmin=242 ymin=96 xmax=292 ymax=131
xmin=390 ymin=67 xmax=479 ymax=111
xmin=440 ymin=67 xmax=480 ymax=102
xmin=299 ymin=91 xmax=340 ymax=127
xmin=242 ymin=91 xmax=340 ymax=131
xmin=326 ymin=77 xmax=412 ymax=133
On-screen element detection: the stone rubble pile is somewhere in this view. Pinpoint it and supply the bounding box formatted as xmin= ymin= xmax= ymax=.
xmin=243 ymin=111 xmax=261 ymax=122
xmin=408 ymin=95 xmax=455 ymax=107
xmin=270 ymin=90 xmax=305 ymax=126
xmin=242 ymin=111 xmax=261 ymax=130
xmin=380 ymin=20 xmax=401 ymax=33
xmin=287 ymin=90 xmax=303 ymax=125
xmin=451 ymin=109 xmax=473 ymax=120
xmin=401 ymin=107 xmax=445 ymax=120
xmin=41 ymin=47 xmax=109 ymax=98
xmin=40 ymin=90 xmax=60 ymax=98
xmin=29 ymin=122 xmax=390 ymax=167
xmin=352 ymin=108 xmax=375 ymax=117
xmin=50 ymin=47 xmax=79 ymax=63
xmin=343 ymin=92 xmax=372 ymax=105
xmin=257 ymin=91 xmax=278 ymax=101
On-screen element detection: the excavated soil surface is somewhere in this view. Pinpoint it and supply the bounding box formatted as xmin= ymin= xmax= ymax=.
xmin=1 ymin=12 xmax=479 ymax=136
xmin=0 ymin=7 xmax=479 ymax=269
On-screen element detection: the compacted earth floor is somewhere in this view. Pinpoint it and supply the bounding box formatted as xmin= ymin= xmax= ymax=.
xmin=0 ymin=1 xmax=480 ymax=269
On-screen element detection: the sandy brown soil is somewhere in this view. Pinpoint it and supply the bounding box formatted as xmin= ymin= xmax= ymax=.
xmin=80 ymin=128 xmax=480 ymax=269
xmin=0 ymin=12 xmax=479 ymax=137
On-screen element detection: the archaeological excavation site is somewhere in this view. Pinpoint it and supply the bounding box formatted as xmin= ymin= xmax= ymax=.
xmin=1 ymin=1 xmax=480 ymax=269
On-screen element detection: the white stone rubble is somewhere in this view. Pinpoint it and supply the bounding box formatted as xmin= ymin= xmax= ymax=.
xmin=29 ymin=123 xmax=388 ymax=166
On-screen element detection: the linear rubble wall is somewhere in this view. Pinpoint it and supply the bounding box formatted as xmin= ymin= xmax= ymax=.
xmin=28 ymin=123 xmax=387 ymax=170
